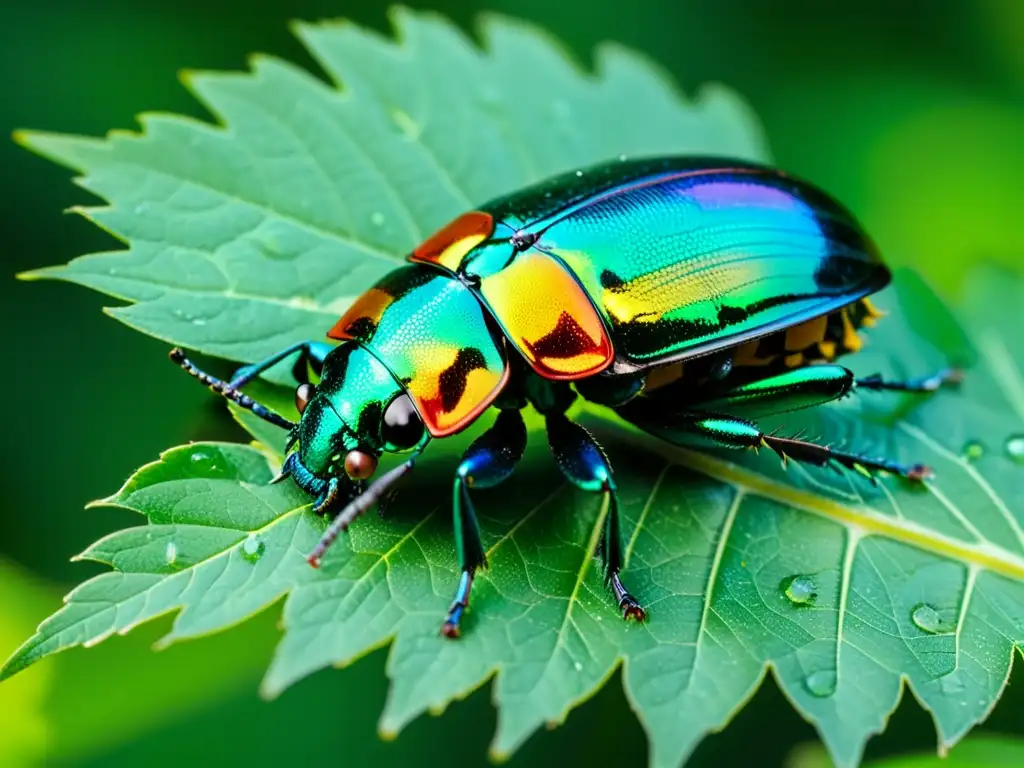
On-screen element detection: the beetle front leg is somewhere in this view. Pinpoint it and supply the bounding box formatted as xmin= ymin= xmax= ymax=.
xmin=228 ymin=340 xmax=335 ymax=388
xmin=546 ymin=413 xmax=646 ymax=622
xmin=442 ymin=409 xmax=528 ymax=638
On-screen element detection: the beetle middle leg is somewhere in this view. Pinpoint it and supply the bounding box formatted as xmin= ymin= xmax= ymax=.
xmin=675 ymin=363 xmax=960 ymax=420
xmin=441 ymin=408 xmax=528 ymax=638
xmin=545 ymin=412 xmax=646 ymax=621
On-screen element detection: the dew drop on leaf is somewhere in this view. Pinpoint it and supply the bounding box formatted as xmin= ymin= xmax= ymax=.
xmin=165 ymin=541 xmax=178 ymax=568
xmin=241 ymin=533 xmax=266 ymax=563
xmin=781 ymin=575 xmax=817 ymax=606
xmin=1004 ymin=435 xmax=1024 ymax=464
xmin=803 ymin=670 xmax=837 ymax=698
xmin=939 ymin=675 xmax=967 ymax=696
xmin=370 ymin=212 xmax=385 ymax=227
xmin=961 ymin=440 xmax=985 ymax=461
xmin=190 ymin=451 xmax=211 ymax=465
xmin=911 ymin=603 xmax=943 ymax=634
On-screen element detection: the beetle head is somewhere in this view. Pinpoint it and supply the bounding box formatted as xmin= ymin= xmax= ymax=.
xmin=285 ymin=343 xmax=428 ymax=498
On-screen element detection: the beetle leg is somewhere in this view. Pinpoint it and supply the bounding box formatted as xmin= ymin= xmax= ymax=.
xmin=687 ymin=364 xmax=856 ymax=419
xmin=442 ymin=409 xmax=528 ymax=638
xmin=228 ymin=340 xmax=334 ymax=388
xmin=855 ymin=368 xmax=963 ymax=394
xmin=545 ymin=413 xmax=646 ymax=623
xmin=620 ymin=404 xmax=932 ymax=481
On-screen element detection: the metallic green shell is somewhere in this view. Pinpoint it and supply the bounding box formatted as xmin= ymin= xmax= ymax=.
xmin=298 ymin=344 xmax=401 ymax=471
xmin=417 ymin=156 xmax=891 ymax=375
xmin=328 ymin=266 xmax=508 ymax=437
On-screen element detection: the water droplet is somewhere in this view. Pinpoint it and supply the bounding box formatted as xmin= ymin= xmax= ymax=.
xmin=370 ymin=211 xmax=385 ymax=226
xmin=939 ymin=676 xmax=967 ymax=695
xmin=241 ymin=532 xmax=266 ymax=563
xmin=108 ymin=268 xmax=119 ymax=276
xmin=575 ymin=170 xmax=584 ymax=177
xmin=165 ymin=541 xmax=179 ymax=567
xmin=961 ymin=440 xmax=985 ymax=461
xmin=190 ymin=450 xmax=211 ymax=464
xmin=191 ymin=318 xmax=206 ymax=326
xmin=618 ymin=154 xmax=628 ymax=162
xmin=911 ymin=603 xmax=942 ymax=634
xmin=781 ymin=575 xmax=817 ymax=606
xmin=804 ymin=670 xmax=837 ymax=698
xmin=1005 ymin=435 xmax=1024 ymax=464
xmin=573 ymin=661 xmax=582 ymax=672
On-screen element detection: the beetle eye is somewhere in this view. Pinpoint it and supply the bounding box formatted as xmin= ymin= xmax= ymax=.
xmin=295 ymin=383 xmax=314 ymax=414
xmin=381 ymin=394 xmax=424 ymax=450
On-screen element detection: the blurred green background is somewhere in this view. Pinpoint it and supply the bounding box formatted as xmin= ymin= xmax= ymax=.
xmin=1 ymin=1 xmax=1021 ymax=766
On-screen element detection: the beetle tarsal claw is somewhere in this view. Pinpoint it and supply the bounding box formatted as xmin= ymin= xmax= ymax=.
xmin=312 ymin=477 xmax=341 ymax=515
xmin=269 ymin=467 xmax=291 ymax=485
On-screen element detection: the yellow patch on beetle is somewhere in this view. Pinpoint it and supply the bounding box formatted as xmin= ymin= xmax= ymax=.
xmin=784 ymin=315 xmax=828 ymax=352
xmin=840 ymin=308 xmax=863 ymax=353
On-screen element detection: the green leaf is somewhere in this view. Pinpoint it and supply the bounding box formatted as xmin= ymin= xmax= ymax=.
xmin=17 ymin=7 xmax=765 ymax=367
xmin=787 ymin=734 xmax=1024 ymax=768
xmin=6 ymin=8 xmax=1024 ymax=768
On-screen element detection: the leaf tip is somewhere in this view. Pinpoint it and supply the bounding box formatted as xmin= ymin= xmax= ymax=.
xmin=15 ymin=267 xmax=51 ymax=282
xmin=258 ymin=679 xmax=282 ymax=702
xmin=11 ymin=128 xmax=34 ymax=148
xmin=85 ymin=495 xmax=117 ymax=510
xmin=176 ymin=68 xmax=200 ymax=90
xmin=487 ymin=745 xmax=512 ymax=764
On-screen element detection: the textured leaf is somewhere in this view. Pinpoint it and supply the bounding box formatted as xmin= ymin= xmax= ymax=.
xmin=5 ymin=9 xmax=1024 ymax=768
xmin=788 ymin=734 xmax=1024 ymax=768
xmin=18 ymin=8 xmax=765 ymax=369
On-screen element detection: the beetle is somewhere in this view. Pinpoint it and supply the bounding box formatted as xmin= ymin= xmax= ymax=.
xmin=171 ymin=155 xmax=959 ymax=637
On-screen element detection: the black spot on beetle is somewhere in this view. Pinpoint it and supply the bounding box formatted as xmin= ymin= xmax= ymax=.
xmin=439 ymin=348 xmax=488 ymax=413
xmin=342 ymin=316 xmax=378 ymax=342
xmin=525 ymin=312 xmax=606 ymax=361
xmin=599 ymin=270 xmax=625 ymax=290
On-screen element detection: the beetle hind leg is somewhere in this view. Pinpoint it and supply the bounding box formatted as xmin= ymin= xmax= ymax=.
xmin=546 ymin=413 xmax=646 ymax=622
xmin=442 ymin=409 xmax=528 ymax=638
xmin=620 ymin=403 xmax=932 ymax=482
xmin=856 ymin=368 xmax=963 ymax=394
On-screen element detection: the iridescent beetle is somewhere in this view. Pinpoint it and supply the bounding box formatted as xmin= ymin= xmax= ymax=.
xmin=171 ymin=156 xmax=958 ymax=637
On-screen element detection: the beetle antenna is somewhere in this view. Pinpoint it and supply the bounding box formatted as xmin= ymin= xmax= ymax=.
xmin=169 ymin=348 xmax=296 ymax=430
xmin=307 ymin=458 xmax=417 ymax=568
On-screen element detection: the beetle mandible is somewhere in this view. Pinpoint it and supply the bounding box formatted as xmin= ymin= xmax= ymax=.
xmin=171 ymin=156 xmax=959 ymax=637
